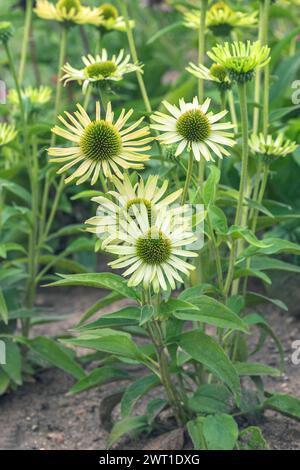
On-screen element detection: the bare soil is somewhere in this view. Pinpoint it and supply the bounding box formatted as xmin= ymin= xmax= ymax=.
xmin=0 ymin=286 xmax=300 ymax=450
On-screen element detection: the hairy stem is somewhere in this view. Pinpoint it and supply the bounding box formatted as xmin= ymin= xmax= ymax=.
xmin=119 ymin=0 xmax=152 ymax=113
xmin=181 ymin=151 xmax=193 ymax=204
xmin=224 ymin=82 xmax=249 ymax=297
xmin=39 ymin=26 xmax=68 ymax=241
xmin=18 ymin=0 xmax=33 ymax=84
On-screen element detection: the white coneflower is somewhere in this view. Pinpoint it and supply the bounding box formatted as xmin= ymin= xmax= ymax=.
xmin=48 ymin=102 xmax=153 ymax=185
xmin=85 ymin=174 xmax=183 ymax=247
xmin=0 ymin=123 xmax=18 ymax=146
xmin=249 ymin=133 xmax=298 ymax=164
xmin=183 ymin=2 xmax=257 ymax=37
xmin=207 ymin=41 xmax=270 ymax=83
xmin=8 ymin=86 xmax=52 ymax=108
xmin=61 ymin=50 xmax=141 ymax=93
xmin=96 ymin=3 xmax=134 ymax=32
xmin=105 ymin=204 xmax=198 ymax=292
xmin=186 ymin=63 xmax=232 ymax=90
xmin=34 ymin=0 xmax=102 ymax=26
xmin=151 ymin=97 xmax=235 ymax=162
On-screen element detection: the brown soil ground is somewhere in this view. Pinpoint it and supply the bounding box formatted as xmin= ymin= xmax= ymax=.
xmin=0 ymin=286 xmax=300 ymax=450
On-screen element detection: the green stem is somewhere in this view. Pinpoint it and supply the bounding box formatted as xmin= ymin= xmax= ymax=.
xmin=23 ymin=137 xmax=39 ymax=337
xmin=39 ymin=26 xmax=68 ymax=241
xmin=252 ymin=0 xmax=264 ymax=133
xmin=197 ymin=0 xmax=208 ymax=191
xmin=207 ymin=214 xmax=223 ymax=291
xmin=83 ymin=86 xmax=91 ymax=110
xmin=198 ymin=0 xmax=208 ymax=102
xmin=4 ymin=42 xmax=26 ymax=131
xmin=181 ymin=151 xmax=193 ymax=205
xmin=228 ymin=90 xmax=238 ymax=134
xmin=243 ymin=0 xmax=270 ymax=294
xmin=18 ymin=0 xmax=33 ymax=84
xmin=152 ymin=320 xmax=186 ymax=425
xmin=119 ymin=0 xmax=152 ymax=113
xmin=224 ymin=82 xmax=249 ymax=297
xmin=251 ymin=164 xmax=269 ymax=232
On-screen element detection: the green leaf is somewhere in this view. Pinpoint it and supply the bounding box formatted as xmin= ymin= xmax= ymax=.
xmin=234 ymin=268 xmax=272 ymax=285
xmin=146 ymin=398 xmax=167 ymax=425
xmin=121 ymin=375 xmax=160 ymax=418
xmin=0 ymin=339 xmax=22 ymax=385
xmin=64 ymin=329 xmax=142 ymax=361
xmin=71 ymin=190 xmax=104 ymax=200
xmin=234 ymin=362 xmax=281 ymax=377
xmin=245 ymin=198 xmax=274 ymax=218
xmin=0 ymin=369 xmax=10 ymax=395
xmin=209 ymin=205 xmax=228 ymax=234
xmin=187 ymin=418 xmax=205 ymax=450
xmin=179 ymin=284 xmax=220 ymax=301
xmin=249 ymin=255 xmax=300 ymax=274
xmin=174 ymin=295 xmax=248 ymax=332
xmin=159 ymin=297 xmax=198 ymax=318
xmin=202 ymin=414 xmax=238 ymax=450
xmin=139 ymin=305 xmax=155 ymax=326
xmin=69 ymin=367 xmax=129 ymax=395
xmin=271 ymin=24 xmax=300 ymax=66
xmin=146 ymin=21 xmax=183 ymax=45
xmin=244 ymin=313 xmax=284 ymax=372
xmin=203 ymin=165 xmax=220 ymax=205
xmin=0 ymin=179 xmax=31 ymax=203
xmin=270 ymin=54 xmax=300 ymax=107
xmin=242 ymin=237 xmax=300 ymax=258
xmin=0 ymin=288 xmax=8 ymax=324
xmin=228 ymin=226 xmax=271 ymax=248
xmin=180 ymin=331 xmax=241 ymax=402
xmin=107 ymin=416 xmax=147 ymax=448
xmin=22 ymin=337 xmax=85 ymax=380
xmin=245 ymin=292 xmax=288 ymax=311
xmin=0 ymin=243 xmax=26 ymax=259
xmin=76 ymin=306 xmax=140 ymax=330
xmin=76 ymin=292 xmax=124 ymax=326
xmin=188 ymin=384 xmax=231 ymax=415
xmin=239 ymin=426 xmax=268 ymax=450
xmin=263 ymin=393 xmax=300 ymax=421
xmin=46 ymin=273 xmax=139 ymax=300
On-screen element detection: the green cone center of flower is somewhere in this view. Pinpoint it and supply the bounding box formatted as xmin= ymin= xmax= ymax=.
xmin=176 ymin=109 xmax=211 ymax=142
xmin=210 ymin=63 xmax=227 ymax=81
xmin=80 ymin=120 xmax=122 ymax=161
xmin=86 ymin=61 xmax=117 ymax=79
xmin=136 ymin=230 xmax=171 ymax=265
xmin=57 ymin=0 xmax=81 ymax=13
xmin=100 ymin=4 xmax=119 ymax=20
xmin=126 ymin=198 xmax=153 ymax=222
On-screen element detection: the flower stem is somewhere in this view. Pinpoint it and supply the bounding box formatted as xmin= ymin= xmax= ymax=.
xmin=252 ymin=0 xmax=265 ymax=133
xmin=228 ymin=90 xmax=238 ymax=134
xmin=23 ymin=137 xmax=39 ymax=336
xmin=119 ymin=0 xmax=152 ymax=113
xmin=39 ymin=25 xmax=68 ymax=241
xmin=207 ymin=214 xmax=223 ymax=291
xmin=251 ymin=164 xmax=269 ymax=232
xmin=52 ymin=26 xmax=68 ymax=144
xmin=198 ymin=0 xmax=208 ymax=101
xmin=4 ymin=43 xmax=26 ymax=131
xmin=197 ymin=0 xmax=208 ymax=189
xmin=18 ymin=0 xmax=33 ymax=84
xmin=181 ymin=150 xmax=193 ymax=204
xmin=224 ymin=81 xmax=249 ymax=297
